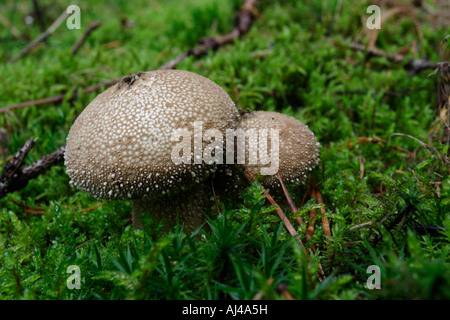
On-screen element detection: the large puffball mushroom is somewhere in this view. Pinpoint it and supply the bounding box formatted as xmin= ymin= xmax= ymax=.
xmin=64 ymin=69 xmax=239 ymax=232
xmin=234 ymin=110 xmax=320 ymax=188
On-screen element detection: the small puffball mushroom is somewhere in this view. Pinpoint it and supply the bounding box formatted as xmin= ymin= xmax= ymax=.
xmin=236 ymin=110 xmax=320 ymax=188
xmin=65 ymin=69 xmax=239 ymax=232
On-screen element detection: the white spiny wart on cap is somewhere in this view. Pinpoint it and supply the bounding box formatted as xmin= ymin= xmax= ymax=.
xmin=65 ymin=69 xmax=239 ymax=231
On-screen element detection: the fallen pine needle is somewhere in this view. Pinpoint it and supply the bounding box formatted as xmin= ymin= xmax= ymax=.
xmin=276 ymin=172 xmax=302 ymax=224
xmin=80 ymin=202 xmax=106 ymax=213
xmin=10 ymin=198 xmax=45 ymax=215
xmin=245 ymin=170 xmax=326 ymax=281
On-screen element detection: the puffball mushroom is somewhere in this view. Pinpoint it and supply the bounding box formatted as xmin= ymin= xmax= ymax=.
xmin=65 ymin=69 xmax=239 ymax=232
xmin=235 ymin=110 xmax=320 ymax=188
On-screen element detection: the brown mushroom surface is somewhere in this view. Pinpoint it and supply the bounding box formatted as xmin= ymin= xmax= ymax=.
xmin=235 ymin=110 xmax=320 ymax=188
xmin=65 ymin=69 xmax=239 ymax=231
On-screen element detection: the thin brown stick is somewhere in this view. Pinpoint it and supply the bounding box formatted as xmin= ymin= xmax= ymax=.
xmin=0 ymin=13 xmax=23 ymax=39
xmin=328 ymin=38 xmax=439 ymax=74
xmin=246 ymin=171 xmax=304 ymax=242
xmin=77 ymin=239 xmax=93 ymax=249
xmin=349 ymin=221 xmax=375 ymax=232
xmin=0 ymin=78 xmax=119 ymax=113
xmin=80 ymin=201 xmax=106 ymax=213
xmin=211 ymin=178 xmax=221 ymax=216
xmin=1 ymin=95 xmax=69 ymax=112
xmin=9 ymin=198 xmax=45 ymax=215
xmin=11 ymin=9 xmax=71 ymax=62
xmin=277 ymin=174 xmax=329 ymax=276
xmin=12 ymin=268 xmax=23 ymax=294
xmin=71 ymin=21 xmax=101 ymax=55
xmin=185 ymin=0 xmax=258 ymax=58
xmin=278 ymin=172 xmax=305 ymax=227
xmin=1 ymin=0 xmax=259 ymax=113
xmin=329 ymin=38 xmax=405 ymax=63
xmin=345 ymin=136 xmax=414 ymax=157
xmin=392 ymin=132 xmax=446 ymax=164
xmin=245 ymin=170 xmax=327 ymax=282
xmin=276 ymin=172 xmax=300 ymax=222
xmin=158 ymin=52 xmax=190 ymax=70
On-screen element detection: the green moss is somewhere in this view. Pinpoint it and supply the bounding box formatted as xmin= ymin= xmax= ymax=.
xmin=0 ymin=0 xmax=449 ymax=300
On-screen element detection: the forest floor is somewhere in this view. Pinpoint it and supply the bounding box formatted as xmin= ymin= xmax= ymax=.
xmin=0 ymin=0 xmax=449 ymax=300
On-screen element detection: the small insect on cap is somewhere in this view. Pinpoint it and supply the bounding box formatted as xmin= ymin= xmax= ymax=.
xmin=64 ymin=69 xmax=239 ymax=201
xmin=237 ymin=111 xmax=320 ymax=187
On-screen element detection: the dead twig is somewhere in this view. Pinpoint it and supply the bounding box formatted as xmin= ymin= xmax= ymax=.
xmin=210 ymin=178 xmax=221 ymax=216
xmin=0 ymin=78 xmax=119 ymax=113
xmin=0 ymin=13 xmax=24 ymax=39
xmin=276 ymin=172 xmax=301 ymax=223
xmin=0 ymin=139 xmax=36 ymax=190
xmin=246 ymin=170 xmax=326 ymax=282
xmin=0 ymin=142 xmax=66 ymax=199
xmin=349 ymin=221 xmax=375 ymax=232
xmin=12 ymin=268 xmax=23 ymax=294
xmin=344 ymin=136 xmax=414 ymax=157
xmin=163 ymin=0 xmax=258 ymax=65
xmin=77 ymin=239 xmax=93 ymax=249
xmin=392 ymin=132 xmax=446 ymax=165
xmin=158 ymin=52 xmax=190 ymax=70
xmin=80 ymin=201 xmax=106 ymax=213
xmin=247 ymin=171 xmax=301 ymax=239
xmin=277 ymin=173 xmax=330 ymax=276
xmin=328 ymin=38 xmax=439 ymax=75
xmin=246 ymin=172 xmax=309 ymax=255
xmin=11 ymin=9 xmax=71 ymax=63
xmin=71 ymin=21 xmax=101 ymax=55
xmin=330 ymin=38 xmax=405 ymax=63
xmin=9 ymin=198 xmax=45 ymax=215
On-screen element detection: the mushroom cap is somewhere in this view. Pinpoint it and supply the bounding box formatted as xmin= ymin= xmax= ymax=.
xmin=65 ymin=69 xmax=239 ymax=200
xmin=236 ymin=110 xmax=320 ymax=187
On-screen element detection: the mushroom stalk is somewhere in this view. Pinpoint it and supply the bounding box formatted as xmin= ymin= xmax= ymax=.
xmin=131 ymin=181 xmax=212 ymax=233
